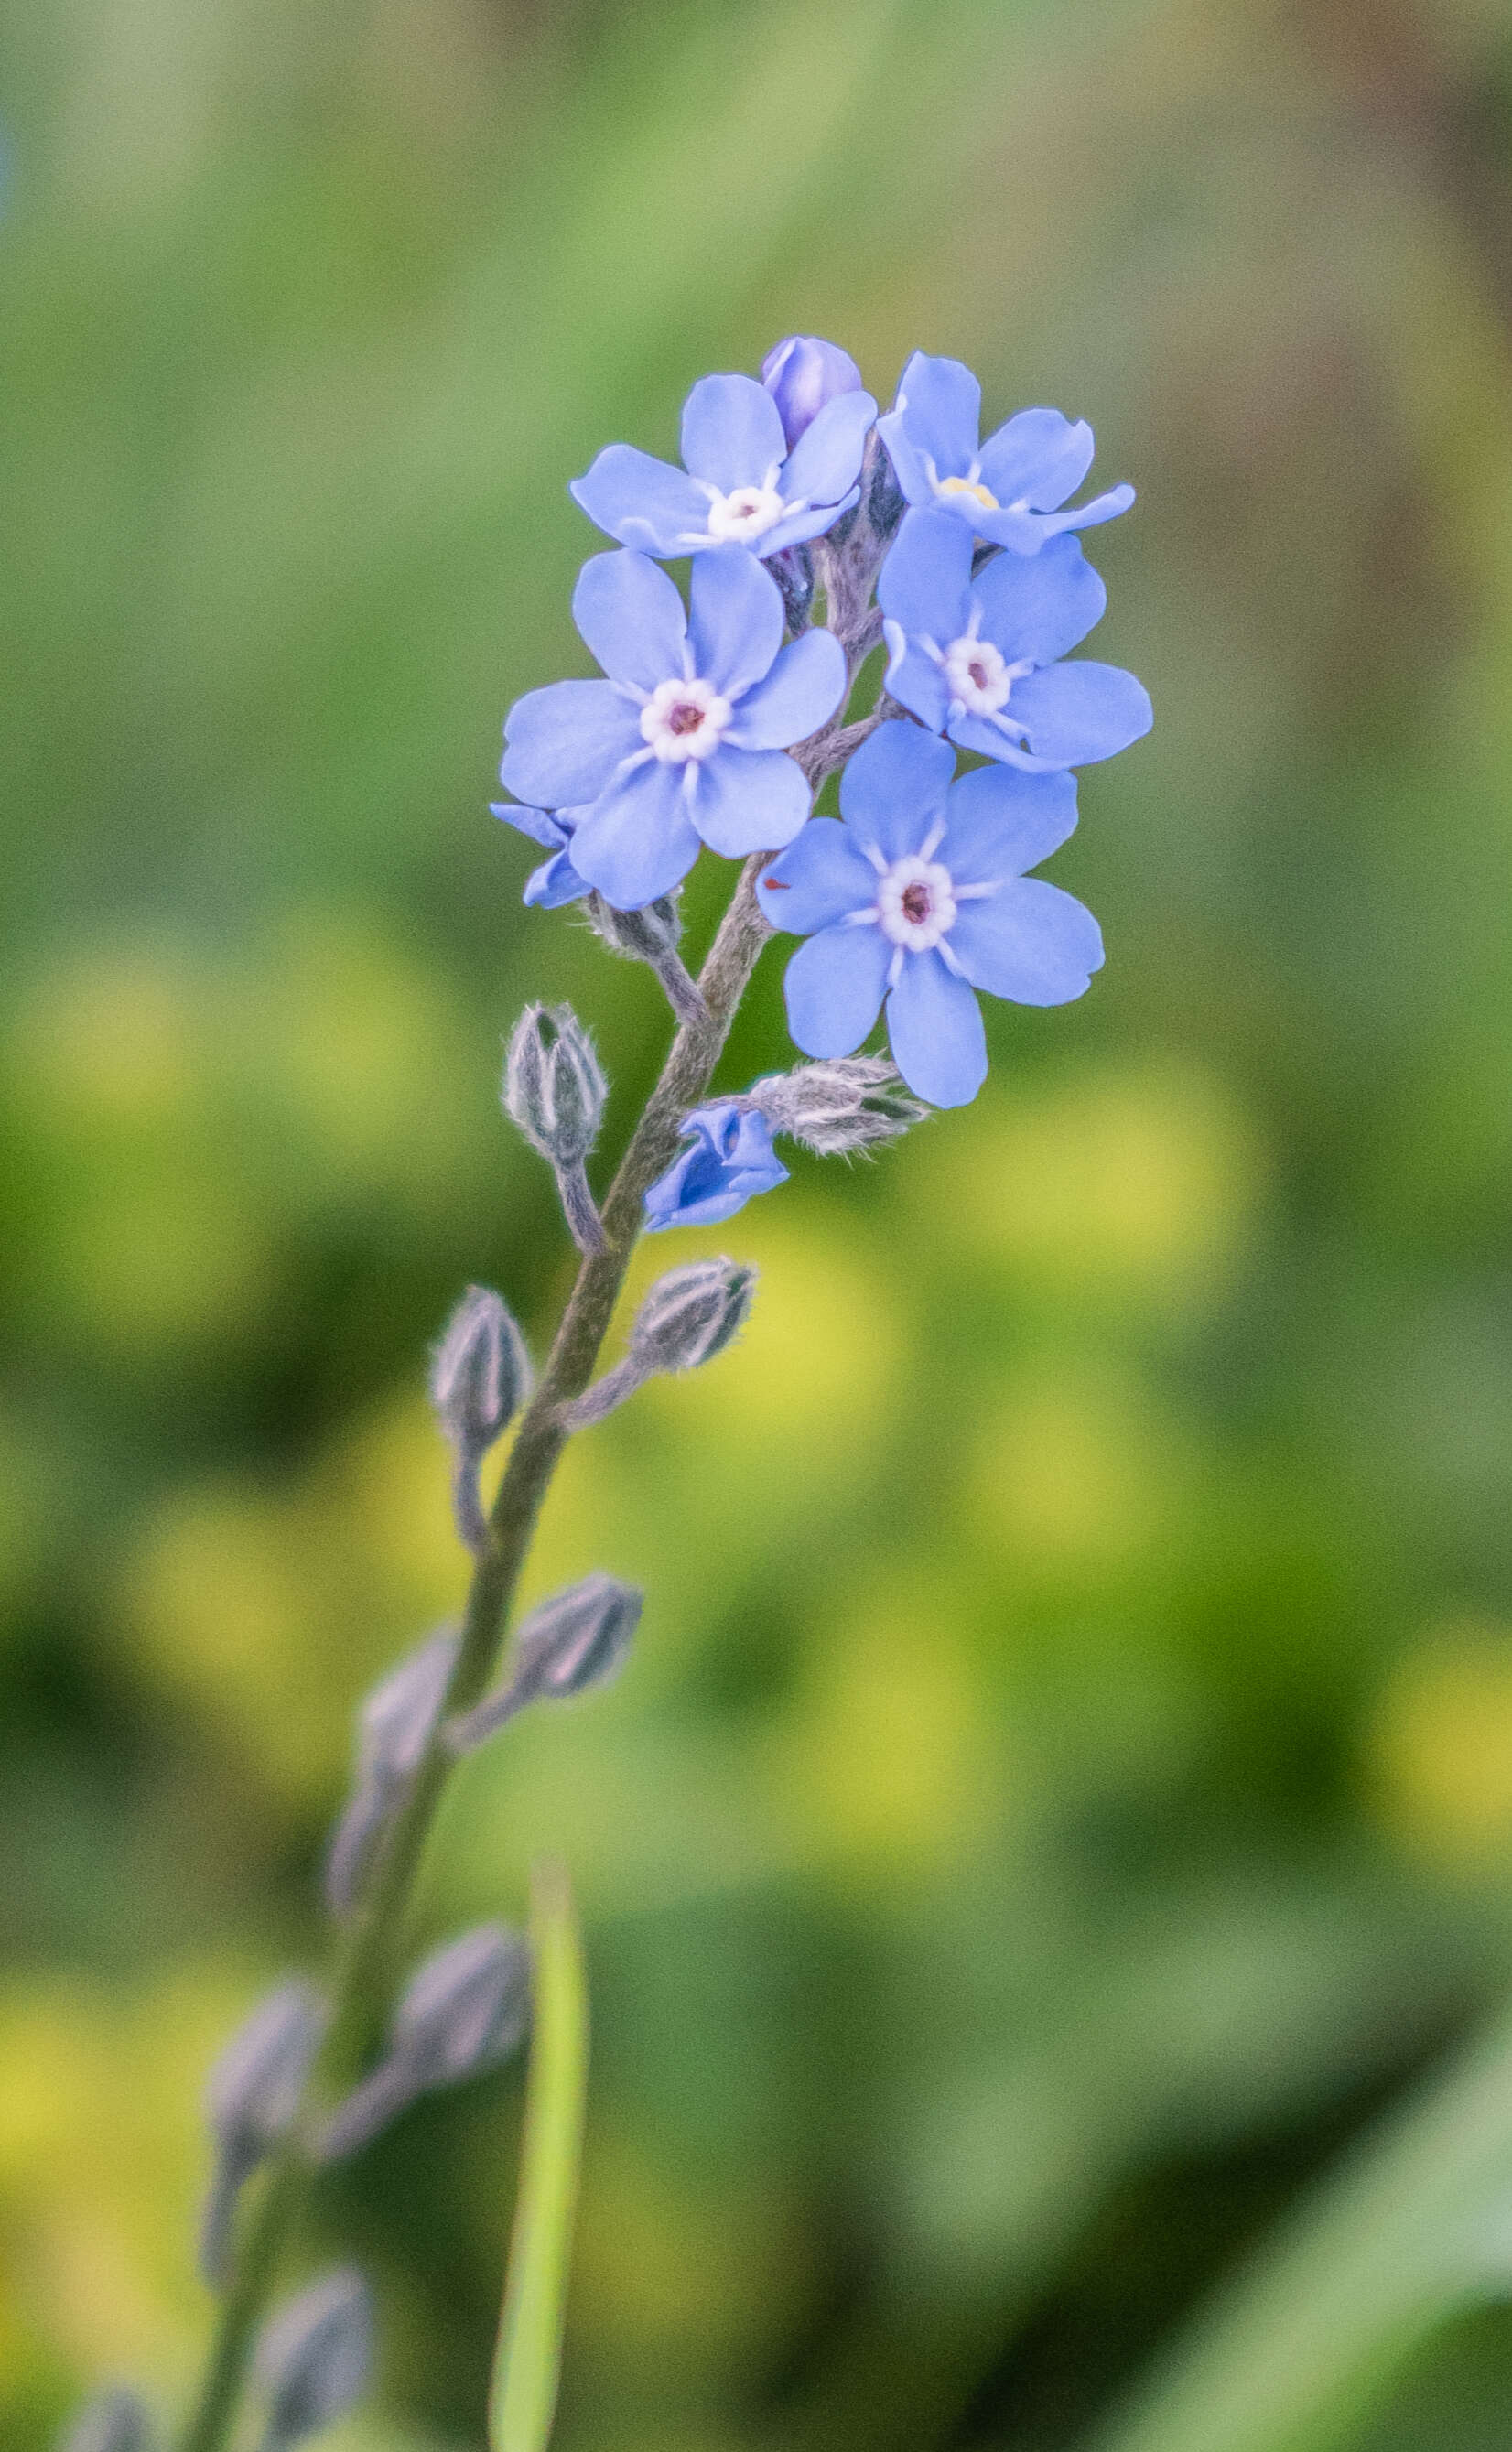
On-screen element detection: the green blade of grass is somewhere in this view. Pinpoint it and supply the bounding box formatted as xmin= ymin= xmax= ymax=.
xmin=490 ymin=1855 xmax=589 ymax=2452
xmin=1078 ymin=1998 xmax=1512 ymax=2452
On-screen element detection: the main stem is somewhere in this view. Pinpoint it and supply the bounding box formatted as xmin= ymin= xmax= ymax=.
xmin=175 ymin=860 xmax=772 ymax=2452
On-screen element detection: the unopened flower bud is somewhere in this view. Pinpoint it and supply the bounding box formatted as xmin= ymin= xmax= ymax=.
xmin=631 ymin=1258 xmax=756 ymax=1375
xmin=317 ymin=1926 xmax=530 ymax=2161
xmin=448 ymin=1573 xmax=642 ymax=1749
xmin=561 ymin=1258 xmax=757 ymax=1429
xmin=254 ymin=2269 xmax=373 ymax=2450
xmin=503 ymin=1003 xmax=607 ymax=1168
xmin=586 ymin=894 xmax=705 ymax=1027
xmin=58 ymin=2391 xmax=155 ymax=2452
xmin=749 ymin=1057 xmax=926 ymax=1157
xmin=761 ymin=335 xmax=864 ymax=450
xmin=429 ymin=1291 xmax=532 ymax=1551
xmin=429 ymin=1288 xmax=530 ymax=1464
xmin=199 ymin=1982 xmax=326 ymax=2286
xmin=325 ymin=1633 xmax=459 ymax=1918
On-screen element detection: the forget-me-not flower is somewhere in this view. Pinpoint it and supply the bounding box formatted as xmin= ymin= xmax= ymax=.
xmin=571 ymin=373 xmax=876 ymax=561
xmin=879 ymin=509 xmax=1151 ymax=772
xmin=757 ymin=719 xmax=1102 ymax=1108
xmin=878 ymin=351 xmax=1134 ymax=554
xmin=490 ymin=801 xmax=590 ymax=908
xmin=643 ymin=1101 xmax=790 ymax=1231
xmin=500 ymin=545 xmax=847 ymax=909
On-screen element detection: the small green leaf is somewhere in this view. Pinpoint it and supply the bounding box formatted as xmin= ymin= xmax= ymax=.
xmin=489 ymin=1856 xmax=589 ymax=2452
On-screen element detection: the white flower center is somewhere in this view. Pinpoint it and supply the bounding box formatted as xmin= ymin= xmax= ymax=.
xmin=704 ymin=481 xmax=787 ymax=542
xmin=876 ymin=854 xmax=957 ymax=953
xmin=639 ymin=676 xmax=732 ymax=762
xmin=942 ymin=633 xmax=1014 ymax=715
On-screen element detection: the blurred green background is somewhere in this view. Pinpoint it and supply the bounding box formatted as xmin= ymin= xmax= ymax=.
xmin=7 ymin=1 xmax=1512 ymax=2446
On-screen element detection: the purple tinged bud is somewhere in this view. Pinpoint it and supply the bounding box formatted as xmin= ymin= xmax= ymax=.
xmin=206 ymin=1982 xmax=326 ymax=2147
xmin=325 ymin=1633 xmax=459 ymax=1919
xmin=429 ymin=1288 xmax=531 ymax=1464
xmin=448 ymin=1572 xmax=642 ymax=1749
xmin=199 ymin=1982 xmax=326 ymax=2287
xmin=254 ymin=2269 xmax=373 ymax=2449
xmin=317 ymin=1926 xmax=530 ymax=2160
xmin=57 ymin=2392 xmax=155 ymax=2452
xmin=504 ymin=1003 xmax=607 ymax=1169
xmin=748 ymin=1057 xmax=926 ymax=1157
xmin=761 ymin=335 xmax=865 ymax=450
xmin=560 ymin=1258 xmax=756 ymax=1428
xmin=632 ymin=1258 xmax=756 ymax=1374
xmin=355 ymin=1630 xmax=458 ymax=1783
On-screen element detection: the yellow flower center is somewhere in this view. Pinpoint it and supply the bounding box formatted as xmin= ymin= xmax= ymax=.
xmin=935 ymin=474 xmax=999 ymax=513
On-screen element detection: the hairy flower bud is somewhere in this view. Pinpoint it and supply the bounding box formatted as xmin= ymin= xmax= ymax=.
xmin=561 ymin=1258 xmax=757 ymax=1429
xmin=761 ymin=335 xmax=864 ymax=450
xmin=318 ymin=1926 xmax=530 ymax=2161
xmin=58 ymin=2391 xmax=155 ymax=2452
xmin=749 ymin=1057 xmax=927 ymax=1157
xmin=429 ymin=1287 xmax=530 ymax=1463
xmin=585 ymin=893 xmax=706 ymax=1027
xmin=448 ymin=1573 xmax=642 ymax=1750
xmin=503 ymin=1003 xmax=607 ymax=1168
xmin=631 ymin=1258 xmax=756 ymax=1375
xmin=199 ymin=1982 xmax=326 ymax=2286
xmin=255 ymin=2269 xmax=373 ymax=2450
xmin=429 ymin=1291 xmax=531 ymax=1551
xmin=325 ymin=1632 xmax=459 ymax=1919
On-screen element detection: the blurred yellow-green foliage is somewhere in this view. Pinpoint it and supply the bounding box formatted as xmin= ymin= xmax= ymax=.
xmin=7 ymin=2 xmax=1512 ymax=2447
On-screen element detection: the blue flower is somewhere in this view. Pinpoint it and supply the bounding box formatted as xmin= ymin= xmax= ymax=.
xmin=879 ymin=508 xmax=1151 ymax=772
xmin=761 ymin=336 xmax=866 ymax=450
xmin=878 ymin=352 xmax=1134 ymax=554
xmin=500 ymin=546 xmax=848 ymax=909
xmin=490 ymin=800 xmax=590 ymax=908
xmin=756 ymin=719 xmax=1102 ymax=1109
xmin=570 ymin=373 xmax=876 ymax=561
xmin=643 ymin=1100 xmax=790 ymax=1231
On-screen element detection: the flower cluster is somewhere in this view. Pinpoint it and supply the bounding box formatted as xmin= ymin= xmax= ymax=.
xmin=493 ymin=337 xmax=1150 ymax=1217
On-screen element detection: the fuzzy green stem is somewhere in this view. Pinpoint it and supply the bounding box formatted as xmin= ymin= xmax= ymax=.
xmin=175 ymin=858 xmax=772 ymax=2452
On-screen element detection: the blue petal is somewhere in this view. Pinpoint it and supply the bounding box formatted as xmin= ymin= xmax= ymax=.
xmin=877 ymin=507 xmax=973 ymax=641
xmin=839 ymin=718 xmax=955 ymax=861
xmin=572 ymin=551 xmax=687 ymax=691
xmin=1010 ymin=661 xmax=1153 ymax=765
xmin=524 ymin=847 xmax=589 ymax=908
xmin=686 ymin=545 xmax=783 ymax=698
xmin=726 ymin=628 xmax=846 ymax=750
xmin=755 ymin=490 xmax=861 ymax=557
xmin=568 ymin=762 xmax=702 ymax=906
xmin=939 ymin=763 xmax=1078 ymax=880
xmin=643 ymin=1102 xmax=790 ymax=1230
xmin=491 ymin=800 xmax=567 ymax=852
xmin=781 ymin=390 xmax=877 ymax=510
xmin=884 ymin=952 xmax=987 ymax=1107
xmin=501 ymin=680 xmax=642 ymax=806
xmin=976 ymin=409 xmax=1095 ymax=510
xmin=691 ymin=745 xmax=810 ymax=857
xmin=758 ymin=817 xmax=878 ymax=934
xmin=878 ymin=351 xmax=981 ymax=503
xmin=882 ymin=625 xmax=951 ymax=732
xmin=570 ymin=447 xmax=713 ymax=556
xmin=681 ymin=374 xmax=786 ymax=490
xmin=783 ymin=924 xmax=891 ymax=1057
xmin=971 ymin=534 xmax=1106 ymax=665
xmin=948 ymin=878 xmax=1103 ymax=1004
xmin=977 ymin=483 xmax=1136 ymax=555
